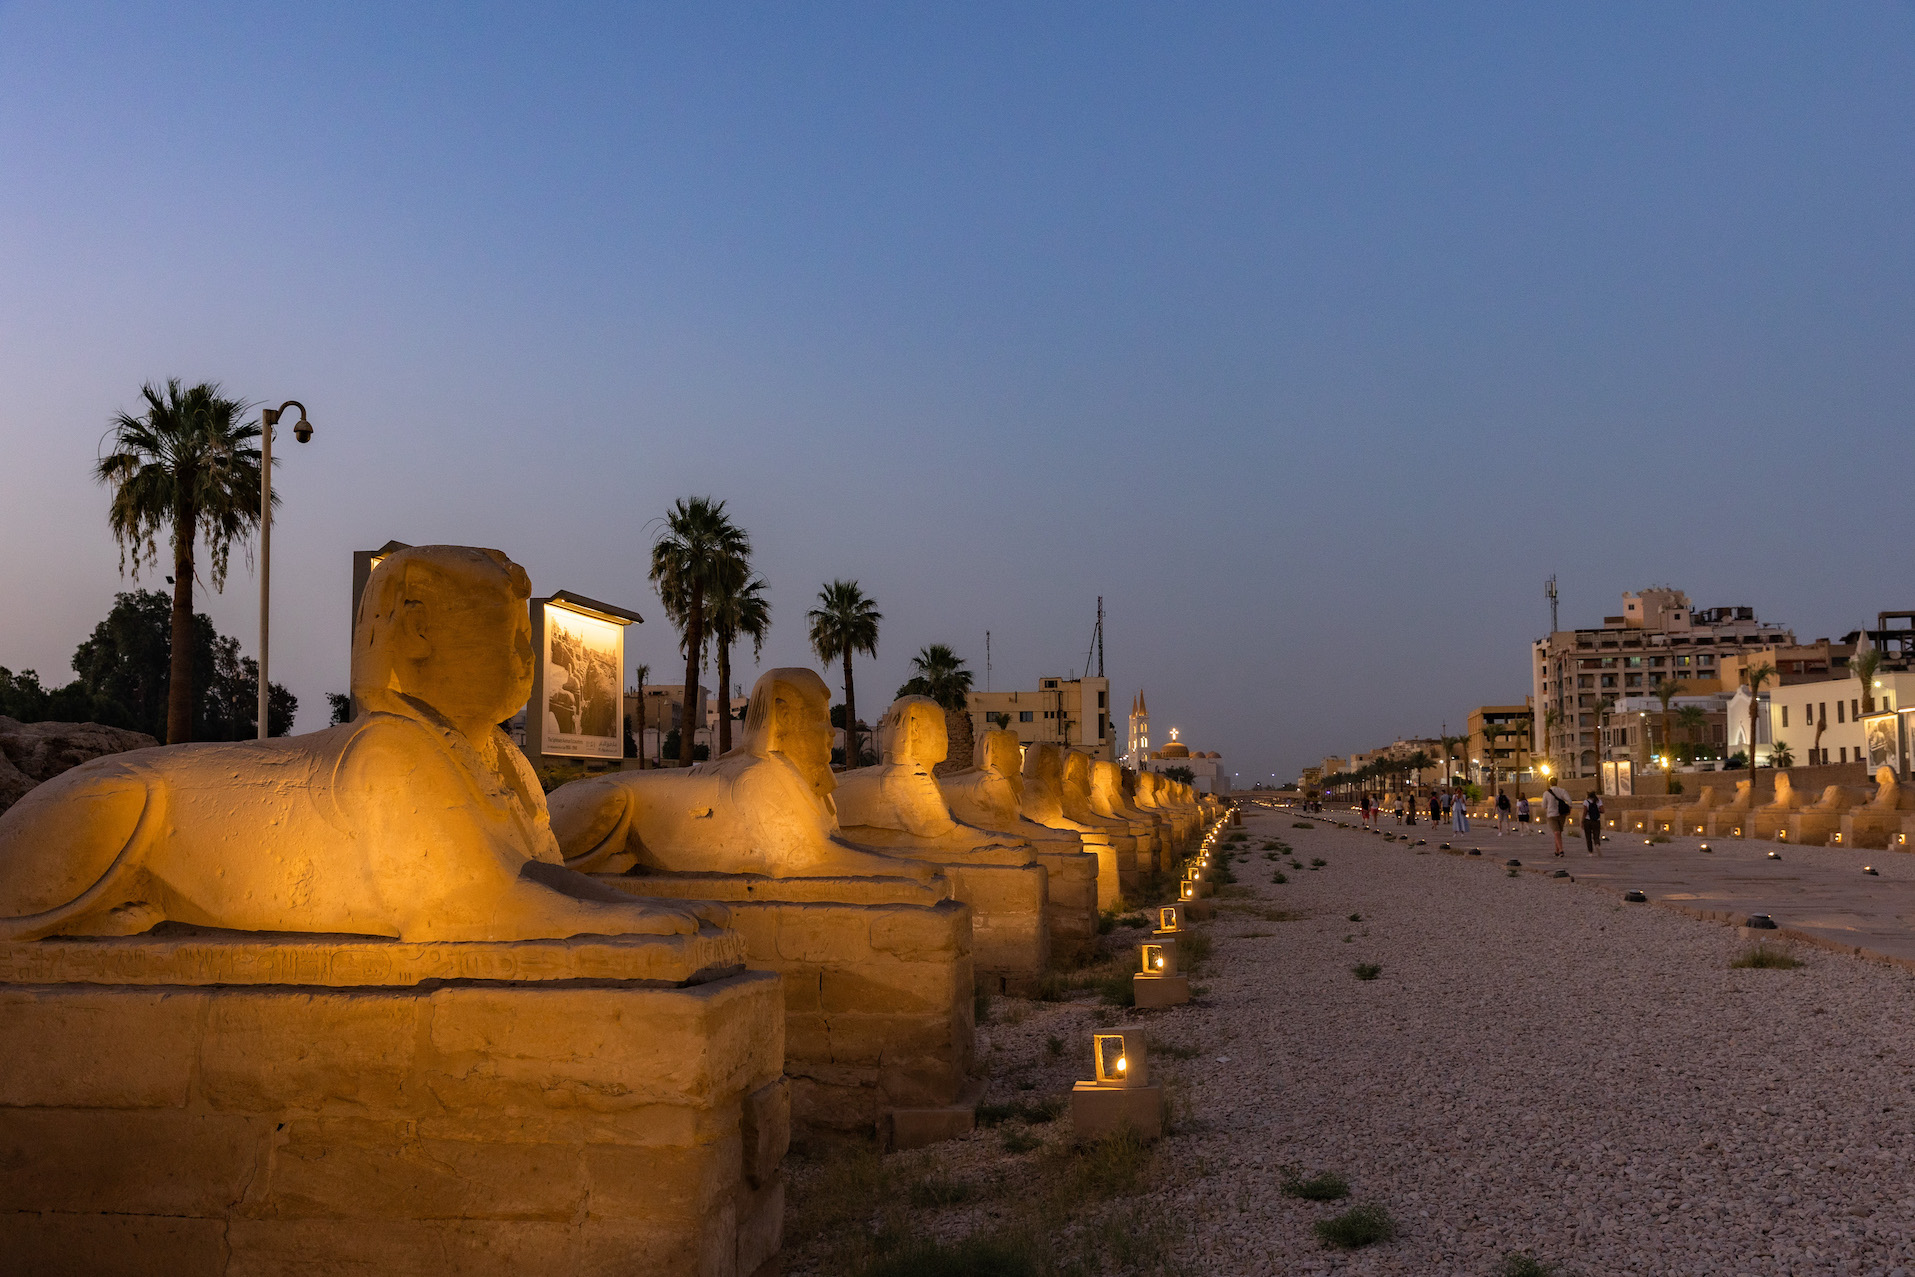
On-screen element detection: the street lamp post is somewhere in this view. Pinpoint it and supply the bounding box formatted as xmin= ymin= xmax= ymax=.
xmin=258 ymin=401 xmax=314 ymax=740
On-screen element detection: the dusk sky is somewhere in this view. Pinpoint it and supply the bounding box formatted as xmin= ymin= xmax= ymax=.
xmin=2 ymin=3 xmax=1911 ymax=782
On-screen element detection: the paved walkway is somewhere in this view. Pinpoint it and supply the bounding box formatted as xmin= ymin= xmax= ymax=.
xmin=1312 ymin=810 xmax=1915 ymax=968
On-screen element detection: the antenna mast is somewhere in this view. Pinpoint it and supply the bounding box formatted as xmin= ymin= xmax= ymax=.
xmin=1084 ymin=597 xmax=1104 ymax=682
xmin=985 ymin=631 xmax=991 ymax=692
xmin=1545 ymin=575 xmax=1559 ymax=633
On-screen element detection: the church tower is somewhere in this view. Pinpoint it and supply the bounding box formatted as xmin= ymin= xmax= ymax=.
xmin=1126 ymin=690 xmax=1150 ymax=765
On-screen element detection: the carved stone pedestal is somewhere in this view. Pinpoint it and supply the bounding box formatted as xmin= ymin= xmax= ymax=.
xmin=600 ymin=872 xmax=977 ymax=1142
xmin=0 ymin=929 xmax=784 ymax=1277
xmin=1132 ymin=973 xmax=1190 ymax=1009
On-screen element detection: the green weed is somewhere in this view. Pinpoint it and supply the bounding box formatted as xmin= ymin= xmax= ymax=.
xmin=1351 ymin=962 xmax=1382 ymax=980
xmin=1313 ymin=1202 xmax=1396 ymax=1249
xmin=1731 ymin=946 xmax=1804 ymax=969
xmin=1279 ymin=1167 xmax=1350 ymax=1201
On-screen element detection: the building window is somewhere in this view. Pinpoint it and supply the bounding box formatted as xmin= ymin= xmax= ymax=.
xmin=1097 ymin=691 xmax=1106 ymax=709
xmin=1018 ymin=711 xmax=1033 ymax=723
xmin=1600 ymin=675 xmax=1617 ymax=688
xmin=1840 ymin=747 xmax=1848 ymax=764
xmin=1851 ymin=698 xmax=1860 ymax=721
xmin=1781 ymin=706 xmax=1789 ymax=728
xmin=1838 ymin=701 xmax=1845 ymax=724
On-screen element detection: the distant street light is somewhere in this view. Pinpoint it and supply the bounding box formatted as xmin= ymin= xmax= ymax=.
xmin=258 ymin=400 xmax=313 ymax=740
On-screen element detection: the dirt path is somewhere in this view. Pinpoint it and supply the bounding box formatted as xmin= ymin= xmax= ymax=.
xmin=789 ymin=805 xmax=1915 ymax=1275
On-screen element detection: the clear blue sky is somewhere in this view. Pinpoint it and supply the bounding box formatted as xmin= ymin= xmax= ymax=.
xmin=2 ymin=3 xmax=1911 ymax=781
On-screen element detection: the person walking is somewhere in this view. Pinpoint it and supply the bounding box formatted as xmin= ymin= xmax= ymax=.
xmin=1428 ymin=793 xmax=1440 ymax=825
xmin=1516 ymin=793 xmax=1531 ymax=832
xmin=1495 ymin=788 xmax=1512 ymax=833
xmin=1452 ymin=789 xmax=1470 ymax=834
xmin=1582 ymin=790 xmax=1605 ymax=856
xmin=1545 ymin=781 xmax=1574 ymax=856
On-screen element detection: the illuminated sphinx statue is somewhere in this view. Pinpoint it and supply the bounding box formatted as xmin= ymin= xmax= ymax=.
xmin=1060 ymin=749 xmax=1142 ymax=891
xmin=547 ymin=667 xmax=928 ymax=880
xmin=941 ymin=727 xmax=1100 ymax=958
xmin=1092 ymin=759 xmax=1163 ymax=868
xmin=1017 ymin=741 xmax=1120 ymax=907
xmin=834 ymin=697 xmax=1033 ymax=859
xmin=0 ymin=545 xmax=714 ymax=942
xmin=836 ymin=697 xmax=1052 ymax=983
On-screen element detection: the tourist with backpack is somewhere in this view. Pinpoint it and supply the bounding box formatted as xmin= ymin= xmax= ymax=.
xmin=1582 ymin=791 xmax=1604 ymax=855
xmin=1544 ymin=781 xmax=1575 ymax=857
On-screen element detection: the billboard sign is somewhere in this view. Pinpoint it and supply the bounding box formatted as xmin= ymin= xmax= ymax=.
xmin=526 ymin=591 xmax=643 ymax=761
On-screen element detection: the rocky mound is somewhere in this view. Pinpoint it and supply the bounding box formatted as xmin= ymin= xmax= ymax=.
xmin=0 ymin=717 xmax=160 ymax=814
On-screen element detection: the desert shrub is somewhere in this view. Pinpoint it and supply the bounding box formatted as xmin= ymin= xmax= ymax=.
xmin=1731 ymin=946 xmax=1803 ymax=969
xmin=1279 ymin=1167 xmax=1350 ymax=1201
xmin=907 ymin=1176 xmax=976 ymax=1208
xmin=1351 ymin=962 xmax=1381 ymax=980
xmin=1500 ymin=1255 xmax=1558 ymax=1277
xmin=1313 ymin=1202 xmax=1395 ymax=1249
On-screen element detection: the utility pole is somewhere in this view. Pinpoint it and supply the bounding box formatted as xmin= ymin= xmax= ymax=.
xmin=985 ymin=630 xmax=991 ymax=692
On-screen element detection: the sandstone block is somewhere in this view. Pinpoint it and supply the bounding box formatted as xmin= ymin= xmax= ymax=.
xmin=0 ymin=1109 xmax=267 ymax=1215
xmin=1069 ymin=1084 xmax=1163 ymax=1142
xmin=201 ymin=990 xmax=420 ymax=1113
xmin=0 ymin=987 xmax=203 ymax=1109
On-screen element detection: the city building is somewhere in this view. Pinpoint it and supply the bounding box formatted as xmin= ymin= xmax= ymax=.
xmin=1466 ymin=705 xmax=1534 ymax=790
xmin=1139 ymin=727 xmax=1228 ymax=793
xmin=1123 ymin=690 xmax=1152 ymax=767
xmin=1532 ymin=588 xmax=1794 ymax=780
xmin=967 ymin=674 xmax=1113 ymax=762
xmin=1765 ymin=672 xmax=1913 ymax=767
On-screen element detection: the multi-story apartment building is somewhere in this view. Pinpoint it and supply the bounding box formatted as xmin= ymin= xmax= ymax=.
xmin=1466 ymin=704 xmax=1534 ymax=789
xmin=1532 ymin=588 xmax=1794 ymax=781
xmin=967 ymin=675 xmax=1114 ymax=762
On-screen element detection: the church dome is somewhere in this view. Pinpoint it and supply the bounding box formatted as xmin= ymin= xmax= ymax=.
xmin=1159 ymin=742 xmax=1190 ymax=759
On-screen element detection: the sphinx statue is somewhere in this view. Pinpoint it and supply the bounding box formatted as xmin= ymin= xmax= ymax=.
xmin=836 ymin=698 xmax=1034 ymax=859
xmin=1786 ymin=782 xmax=1870 ymax=846
xmin=1840 ymin=767 xmax=1915 ymax=849
xmin=836 ymin=698 xmax=1051 ymax=985
xmin=1060 ymin=749 xmax=1141 ymax=893
xmin=1652 ymin=783 xmax=1721 ymax=836
xmin=1017 ymin=742 xmax=1120 ymax=908
xmin=1091 ymin=760 xmax=1163 ymax=869
xmin=0 ymin=545 xmax=715 ymax=943
xmin=940 ymin=727 xmax=1100 ymax=960
xmin=1704 ymin=778 xmax=1756 ymax=838
xmin=1752 ymin=771 xmax=1810 ymax=839
xmin=547 ymin=667 xmax=930 ymax=880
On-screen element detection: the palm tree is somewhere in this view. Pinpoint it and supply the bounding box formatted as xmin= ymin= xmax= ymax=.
xmin=1438 ymin=734 xmax=1467 ymax=785
xmin=707 ymin=567 xmax=770 ymax=756
xmin=898 ymin=643 xmax=976 ymax=770
xmin=1652 ymin=679 xmax=1683 ymax=764
xmin=96 ymin=380 xmax=263 ymax=744
xmin=808 ymin=580 xmax=881 ymax=767
xmin=649 ymin=497 xmax=750 ymax=766
xmin=1743 ymin=663 xmax=1776 ymax=767
xmin=1542 ymin=707 xmax=1563 ymax=777
xmin=1675 ymin=704 xmax=1707 ymax=761
xmin=1770 ymin=739 xmax=1795 ymax=769
xmin=1853 ymin=648 xmax=1884 ymax=715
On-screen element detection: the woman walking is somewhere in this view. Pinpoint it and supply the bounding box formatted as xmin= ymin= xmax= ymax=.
xmin=1452 ymin=789 xmax=1469 ymax=834
xmin=1495 ymin=788 xmax=1512 ymax=833
xmin=1516 ymin=793 xmax=1531 ymax=833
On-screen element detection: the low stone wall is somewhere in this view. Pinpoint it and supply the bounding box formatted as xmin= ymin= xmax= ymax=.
xmin=599 ymin=873 xmax=976 ymax=1140
xmin=0 ymin=931 xmax=784 ymax=1277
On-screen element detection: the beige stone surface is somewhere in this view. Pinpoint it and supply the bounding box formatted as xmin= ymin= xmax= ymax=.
xmin=601 ymin=877 xmax=976 ymax=1132
xmin=547 ymin=668 xmax=930 ymax=881
xmin=1017 ymin=742 xmax=1121 ymax=909
xmin=941 ymin=728 xmax=1099 ymax=962
xmin=0 ymin=546 xmax=713 ymax=944
xmin=0 ymin=967 xmax=784 ymax=1277
xmin=835 ymin=699 xmax=1051 ymax=987
xmin=1058 ymin=749 xmax=1140 ymax=892
xmin=1132 ymin=972 xmax=1190 ymax=1008
xmin=1091 ymin=759 xmax=1162 ymax=866
xmin=1068 ymin=1083 xmax=1163 ymax=1141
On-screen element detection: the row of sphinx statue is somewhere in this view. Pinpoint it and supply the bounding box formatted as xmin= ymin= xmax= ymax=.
xmin=0 ymin=545 xmax=1209 ymax=951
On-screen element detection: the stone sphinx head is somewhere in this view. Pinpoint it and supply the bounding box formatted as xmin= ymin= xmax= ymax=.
xmin=1873 ymin=766 xmax=1902 ymax=807
xmin=1771 ymin=771 xmax=1797 ymax=806
xmin=877 ymin=696 xmax=948 ymax=769
xmin=351 ymin=545 xmax=534 ymax=736
xmin=741 ymin=668 xmax=838 ymax=798
xmin=976 ymin=728 xmax=1024 ymax=790
xmin=1022 ymin=741 xmax=1064 ymax=791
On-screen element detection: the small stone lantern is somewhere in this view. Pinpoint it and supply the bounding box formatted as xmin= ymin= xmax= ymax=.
xmin=1134 ymin=940 xmax=1189 ymax=1008
xmin=1070 ymin=1031 xmax=1163 ymax=1140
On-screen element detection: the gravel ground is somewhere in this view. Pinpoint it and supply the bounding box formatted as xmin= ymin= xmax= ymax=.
xmin=788 ymin=805 xmax=1915 ymax=1275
